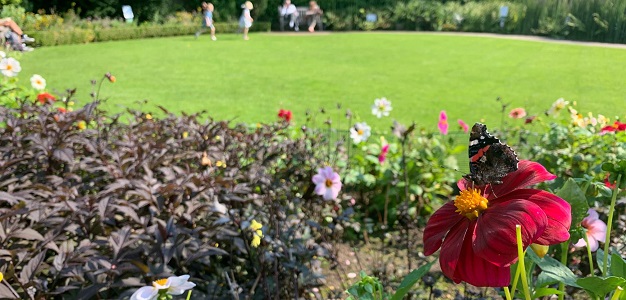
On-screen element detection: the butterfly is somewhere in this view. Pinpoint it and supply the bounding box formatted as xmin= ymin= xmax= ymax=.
xmin=462 ymin=123 xmax=519 ymax=186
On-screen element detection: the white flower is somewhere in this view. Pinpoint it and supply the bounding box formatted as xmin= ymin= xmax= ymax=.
xmin=130 ymin=275 xmax=196 ymax=300
xmin=30 ymin=74 xmax=46 ymax=90
xmin=350 ymin=122 xmax=371 ymax=144
xmin=0 ymin=58 xmax=21 ymax=77
xmin=0 ymin=51 xmax=6 ymax=58
xmin=547 ymin=98 xmax=569 ymax=116
xmin=371 ymin=97 xmax=392 ymax=118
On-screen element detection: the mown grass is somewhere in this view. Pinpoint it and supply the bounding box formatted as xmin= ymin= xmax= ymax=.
xmin=18 ymin=32 xmax=626 ymax=130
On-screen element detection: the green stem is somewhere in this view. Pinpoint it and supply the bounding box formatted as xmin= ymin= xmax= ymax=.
xmin=558 ymin=242 xmax=568 ymax=300
xmin=516 ymin=225 xmax=532 ymax=300
xmin=186 ymin=290 xmax=192 ymax=300
xmin=603 ymin=174 xmax=621 ymax=276
xmin=510 ymin=260 xmax=522 ymax=298
xmin=583 ymin=233 xmax=595 ymax=275
xmin=611 ymin=286 xmax=623 ymax=300
xmin=503 ymin=286 xmax=512 ymax=300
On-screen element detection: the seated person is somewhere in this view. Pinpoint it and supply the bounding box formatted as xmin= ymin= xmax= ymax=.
xmin=0 ymin=18 xmax=34 ymax=52
xmin=306 ymin=1 xmax=323 ymax=32
xmin=280 ymin=0 xmax=298 ymax=31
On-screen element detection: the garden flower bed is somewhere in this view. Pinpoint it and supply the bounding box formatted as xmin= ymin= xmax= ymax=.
xmin=0 ymin=53 xmax=625 ymax=299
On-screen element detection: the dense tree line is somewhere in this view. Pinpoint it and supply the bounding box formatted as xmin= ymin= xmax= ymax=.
xmin=16 ymin=0 xmax=426 ymax=22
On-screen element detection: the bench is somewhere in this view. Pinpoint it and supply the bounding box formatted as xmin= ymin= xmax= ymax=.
xmin=278 ymin=6 xmax=323 ymax=31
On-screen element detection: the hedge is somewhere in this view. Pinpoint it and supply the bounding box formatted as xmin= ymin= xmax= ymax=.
xmin=29 ymin=22 xmax=271 ymax=47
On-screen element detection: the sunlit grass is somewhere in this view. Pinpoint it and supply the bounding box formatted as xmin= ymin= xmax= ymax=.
xmin=18 ymin=32 xmax=626 ymax=130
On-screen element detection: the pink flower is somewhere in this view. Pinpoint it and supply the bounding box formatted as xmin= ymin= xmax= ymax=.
xmin=423 ymin=160 xmax=571 ymax=287
xmin=573 ymin=209 xmax=607 ymax=252
xmin=458 ymin=119 xmax=469 ymax=133
xmin=312 ymin=167 xmax=342 ymax=200
xmin=509 ymin=108 xmax=527 ymax=119
xmin=378 ymin=144 xmax=389 ymax=164
xmin=438 ymin=111 xmax=448 ymax=135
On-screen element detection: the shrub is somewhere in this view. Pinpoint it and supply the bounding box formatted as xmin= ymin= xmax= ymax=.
xmin=29 ymin=22 xmax=271 ymax=46
xmin=0 ymin=90 xmax=347 ymax=298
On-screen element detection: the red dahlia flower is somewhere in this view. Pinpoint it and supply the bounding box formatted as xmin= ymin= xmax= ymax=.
xmin=600 ymin=121 xmax=626 ymax=134
xmin=278 ymin=109 xmax=292 ymax=122
xmin=37 ymin=92 xmax=56 ymax=104
xmin=423 ymin=160 xmax=571 ymax=287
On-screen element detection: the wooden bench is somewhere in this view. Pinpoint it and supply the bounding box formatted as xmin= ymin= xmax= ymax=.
xmin=278 ymin=6 xmax=323 ymax=31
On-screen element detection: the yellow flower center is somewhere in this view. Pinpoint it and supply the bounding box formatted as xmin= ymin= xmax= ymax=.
xmin=325 ymin=179 xmax=333 ymax=187
xmin=379 ymin=104 xmax=385 ymax=110
xmin=153 ymin=278 xmax=168 ymax=287
xmin=36 ymin=80 xmax=42 ymax=85
xmin=6 ymin=65 xmax=12 ymax=71
xmin=357 ymin=129 xmax=364 ymax=135
xmin=454 ymin=188 xmax=489 ymax=220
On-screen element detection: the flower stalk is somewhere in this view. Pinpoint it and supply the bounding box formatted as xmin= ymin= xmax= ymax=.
xmin=515 ymin=225 xmax=531 ymax=300
xmin=583 ymin=232 xmax=594 ymax=274
xmin=603 ymin=173 xmax=621 ymax=276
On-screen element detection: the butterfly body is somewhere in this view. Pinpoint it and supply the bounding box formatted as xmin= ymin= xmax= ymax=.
xmin=463 ymin=123 xmax=519 ymax=186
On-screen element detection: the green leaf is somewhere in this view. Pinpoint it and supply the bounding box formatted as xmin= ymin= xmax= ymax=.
xmin=347 ymin=286 xmax=359 ymax=297
xmin=556 ymin=178 xmax=589 ymax=238
xmin=536 ymin=272 xmax=559 ymax=289
xmin=390 ymin=260 xmax=435 ymax=300
xmin=602 ymin=162 xmax=615 ymax=172
xmin=364 ymin=283 xmax=374 ymax=294
xmin=532 ymin=287 xmax=564 ymax=298
xmin=611 ymin=253 xmax=626 ymax=277
xmin=527 ymin=248 xmax=580 ymax=288
xmin=577 ymin=276 xmax=626 ymax=298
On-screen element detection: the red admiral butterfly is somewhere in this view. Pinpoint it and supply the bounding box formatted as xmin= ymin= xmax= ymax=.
xmin=463 ymin=123 xmax=519 ymax=186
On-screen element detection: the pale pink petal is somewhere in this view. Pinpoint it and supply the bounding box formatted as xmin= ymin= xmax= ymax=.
xmin=312 ymin=174 xmax=325 ymax=185
xmin=586 ymin=219 xmax=607 ymax=242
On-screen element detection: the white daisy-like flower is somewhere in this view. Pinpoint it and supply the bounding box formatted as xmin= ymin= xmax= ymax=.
xmin=130 ymin=275 xmax=196 ymax=300
xmin=0 ymin=51 xmax=6 ymax=58
xmin=350 ymin=122 xmax=371 ymax=144
xmin=371 ymin=97 xmax=392 ymax=118
xmin=547 ymin=98 xmax=569 ymax=116
xmin=30 ymin=74 xmax=46 ymax=90
xmin=0 ymin=58 xmax=21 ymax=77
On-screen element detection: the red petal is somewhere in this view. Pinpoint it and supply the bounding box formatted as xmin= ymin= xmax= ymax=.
xmin=473 ymin=200 xmax=547 ymax=267
xmin=438 ymin=218 xmax=472 ymax=282
xmin=423 ymin=202 xmax=465 ymax=256
xmin=499 ymin=189 xmax=571 ymax=245
xmin=487 ymin=160 xmax=556 ymax=199
xmin=453 ymin=223 xmax=511 ymax=287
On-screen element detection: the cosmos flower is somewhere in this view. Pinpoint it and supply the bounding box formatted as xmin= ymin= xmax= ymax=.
xmin=312 ymin=166 xmax=342 ymax=200
xmin=547 ymin=98 xmax=569 ymax=116
xmin=423 ymin=160 xmax=571 ymax=287
xmin=130 ymin=275 xmax=196 ymax=300
xmin=378 ymin=137 xmax=389 ymax=164
xmin=371 ymin=97 xmax=392 ymax=118
xmin=350 ymin=122 xmax=371 ymax=144
xmin=458 ymin=119 xmax=469 ymax=133
xmin=30 ymin=74 xmax=46 ymax=90
xmin=509 ymin=108 xmax=527 ymax=119
xmin=0 ymin=57 xmax=21 ymax=77
xmin=438 ymin=111 xmax=448 ymax=135
xmin=573 ymin=209 xmax=606 ymax=252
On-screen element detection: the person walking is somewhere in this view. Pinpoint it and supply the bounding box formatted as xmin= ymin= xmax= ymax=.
xmin=239 ymin=1 xmax=253 ymax=40
xmin=195 ymin=2 xmax=217 ymax=40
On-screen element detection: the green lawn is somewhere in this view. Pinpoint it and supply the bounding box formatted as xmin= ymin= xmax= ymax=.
xmin=18 ymin=32 xmax=626 ymax=130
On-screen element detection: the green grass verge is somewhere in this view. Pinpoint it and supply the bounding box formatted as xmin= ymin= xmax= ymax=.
xmin=18 ymin=32 xmax=626 ymax=130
